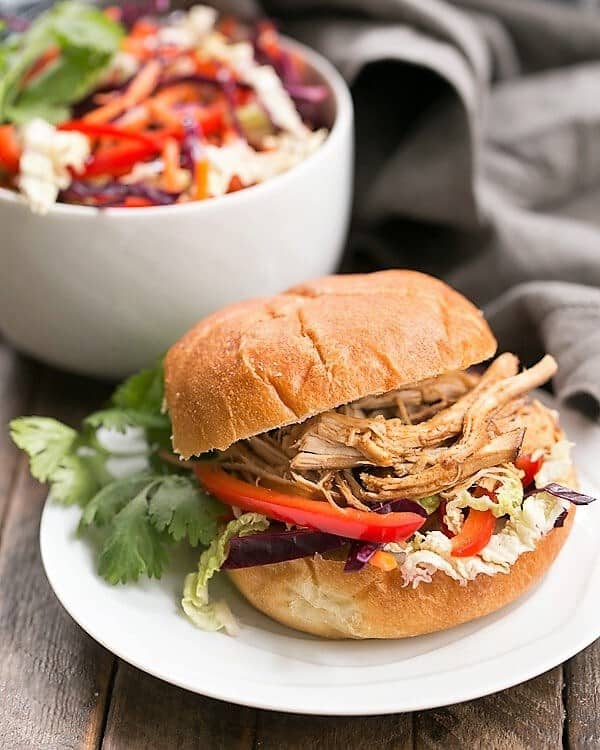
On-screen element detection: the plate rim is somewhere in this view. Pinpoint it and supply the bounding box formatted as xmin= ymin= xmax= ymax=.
xmin=39 ymin=498 xmax=600 ymax=715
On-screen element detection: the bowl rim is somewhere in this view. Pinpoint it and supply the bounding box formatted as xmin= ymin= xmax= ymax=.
xmin=0 ymin=35 xmax=353 ymax=219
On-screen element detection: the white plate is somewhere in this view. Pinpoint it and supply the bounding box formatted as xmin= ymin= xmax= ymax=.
xmin=40 ymin=396 xmax=600 ymax=715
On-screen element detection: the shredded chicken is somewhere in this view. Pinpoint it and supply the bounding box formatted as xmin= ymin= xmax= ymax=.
xmin=218 ymin=354 xmax=559 ymax=508
xmin=291 ymin=353 xmax=520 ymax=470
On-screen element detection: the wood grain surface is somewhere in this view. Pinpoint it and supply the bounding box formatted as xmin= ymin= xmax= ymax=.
xmin=0 ymin=338 xmax=597 ymax=750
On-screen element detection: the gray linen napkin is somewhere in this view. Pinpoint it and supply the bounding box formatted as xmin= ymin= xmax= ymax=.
xmin=248 ymin=0 xmax=600 ymax=416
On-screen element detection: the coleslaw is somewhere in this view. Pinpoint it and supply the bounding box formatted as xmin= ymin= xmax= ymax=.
xmin=0 ymin=2 xmax=330 ymax=212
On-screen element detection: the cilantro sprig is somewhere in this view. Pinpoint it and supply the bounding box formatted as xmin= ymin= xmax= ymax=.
xmin=9 ymin=360 xmax=223 ymax=584
xmin=11 ymin=416 xmax=77 ymax=481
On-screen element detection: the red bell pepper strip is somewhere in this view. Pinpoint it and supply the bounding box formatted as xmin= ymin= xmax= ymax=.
xmin=515 ymin=453 xmax=544 ymax=488
xmin=194 ymin=465 xmax=426 ymax=543
xmin=0 ymin=125 xmax=21 ymax=173
xmin=59 ymin=121 xmax=159 ymax=148
xmin=451 ymin=509 xmax=496 ymax=557
xmin=80 ymin=142 xmax=159 ymax=178
xmin=196 ymin=102 xmax=226 ymax=136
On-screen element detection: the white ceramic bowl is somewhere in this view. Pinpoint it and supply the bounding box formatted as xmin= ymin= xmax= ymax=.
xmin=0 ymin=39 xmax=353 ymax=379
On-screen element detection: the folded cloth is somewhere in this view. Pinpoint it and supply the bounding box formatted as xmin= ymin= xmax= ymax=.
xmin=236 ymin=0 xmax=600 ymax=416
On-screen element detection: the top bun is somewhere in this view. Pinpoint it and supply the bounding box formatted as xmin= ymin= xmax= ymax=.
xmin=165 ymin=270 xmax=497 ymax=458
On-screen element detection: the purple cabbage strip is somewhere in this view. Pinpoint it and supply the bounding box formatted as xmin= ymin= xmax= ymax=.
xmin=254 ymin=25 xmax=299 ymax=89
xmin=371 ymin=498 xmax=428 ymax=517
xmin=554 ymin=509 xmax=568 ymax=528
xmin=180 ymin=115 xmax=204 ymax=173
xmin=285 ymin=83 xmax=329 ymax=104
xmin=222 ymin=528 xmax=346 ymax=569
xmin=526 ymin=483 xmax=596 ymax=528
xmin=126 ymin=182 xmax=180 ymax=205
xmin=62 ymin=180 xmax=179 ymax=207
xmin=0 ymin=14 xmax=30 ymax=31
xmin=216 ymin=68 xmax=245 ymax=138
xmin=278 ymin=46 xmax=300 ymax=88
xmin=222 ymin=495 xmax=426 ymax=573
xmin=526 ymin=483 xmax=597 ymax=505
xmin=117 ymin=0 xmax=171 ymax=29
xmin=285 ymin=82 xmax=330 ymax=126
xmin=344 ymin=541 xmax=380 ymax=572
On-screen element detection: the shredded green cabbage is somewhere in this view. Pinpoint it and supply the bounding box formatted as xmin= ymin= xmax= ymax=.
xmin=535 ymin=440 xmax=573 ymax=488
xmin=386 ymin=448 xmax=574 ymax=588
xmin=445 ymin=465 xmax=524 ymax=533
xmin=417 ymin=495 xmax=441 ymax=515
xmin=182 ymin=513 xmax=269 ymax=634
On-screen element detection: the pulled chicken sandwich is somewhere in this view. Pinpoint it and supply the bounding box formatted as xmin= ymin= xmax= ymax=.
xmin=164 ymin=270 xmax=594 ymax=639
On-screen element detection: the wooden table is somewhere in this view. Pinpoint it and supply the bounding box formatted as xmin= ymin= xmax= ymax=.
xmin=1 ymin=338 xmax=598 ymax=750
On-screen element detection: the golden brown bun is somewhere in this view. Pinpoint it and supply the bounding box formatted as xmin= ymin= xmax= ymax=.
xmin=165 ymin=270 xmax=496 ymax=457
xmin=227 ymin=506 xmax=574 ymax=639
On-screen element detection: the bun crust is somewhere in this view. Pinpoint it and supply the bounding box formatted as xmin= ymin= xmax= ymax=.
xmin=165 ymin=270 xmax=496 ymax=457
xmin=227 ymin=504 xmax=575 ymax=639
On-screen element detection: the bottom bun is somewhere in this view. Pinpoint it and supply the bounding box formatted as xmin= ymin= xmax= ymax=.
xmin=227 ymin=506 xmax=575 ymax=639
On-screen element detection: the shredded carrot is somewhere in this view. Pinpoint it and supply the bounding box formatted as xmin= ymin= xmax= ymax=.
xmin=122 ymin=18 xmax=160 ymax=59
xmin=115 ymin=104 xmax=152 ymax=130
xmin=23 ymin=45 xmax=60 ymax=85
xmin=122 ymin=196 xmax=153 ymax=208
xmin=368 ymin=551 xmax=398 ymax=572
xmin=121 ymin=36 xmax=152 ymax=60
xmin=221 ymin=127 xmax=239 ymax=146
xmin=193 ymin=54 xmax=219 ymax=78
xmin=85 ymin=60 xmax=162 ymax=124
xmin=93 ymin=91 xmax=120 ymax=106
xmin=103 ymin=5 xmax=121 ymax=22
xmin=257 ymin=21 xmax=282 ymax=60
xmin=122 ymin=59 xmax=162 ymax=104
xmin=151 ymin=82 xmax=202 ymax=108
xmin=227 ymin=175 xmax=244 ymax=192
xmin=217 ymin=16 xmax=238 ymax=39
xmin=192 ymin=159 xmax=209 ymax=200
xmin=162 ymin=138 xmax=180 ymax=192
xmin=148 ymin=99 xmax=182 ymax=130
xmin=130 ymin=19 xmax=159 ymax=38
xmin=84 ymin=98 xmax=127 ymax=125
xmin=154 ymin=44 xmax=183 ymax=60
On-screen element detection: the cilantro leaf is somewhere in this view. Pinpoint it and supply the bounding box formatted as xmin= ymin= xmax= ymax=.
xmin=112 ymin=361 xmax=165 ymax=413
xmin=0 ymin=2 xmax=123 ymax=123
xmin=148 ymin=475 xmax=223 ymax=546
xmin=81 ymin=474 xmax=154 ymax=527
xmin=10 ymin=417 xmax=77 ymax=481
xmin=83 ymin=360 xmax=171 ymax=443
xmin=51 ymin=454 xmax=99 ymax=506
xmin=98 ymin=491 xmax=170 ymax=584
xmin=84 ymin=408 xmax=170 ymax=433
xmin=5 ymin=98 xmax=70 ymax=125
